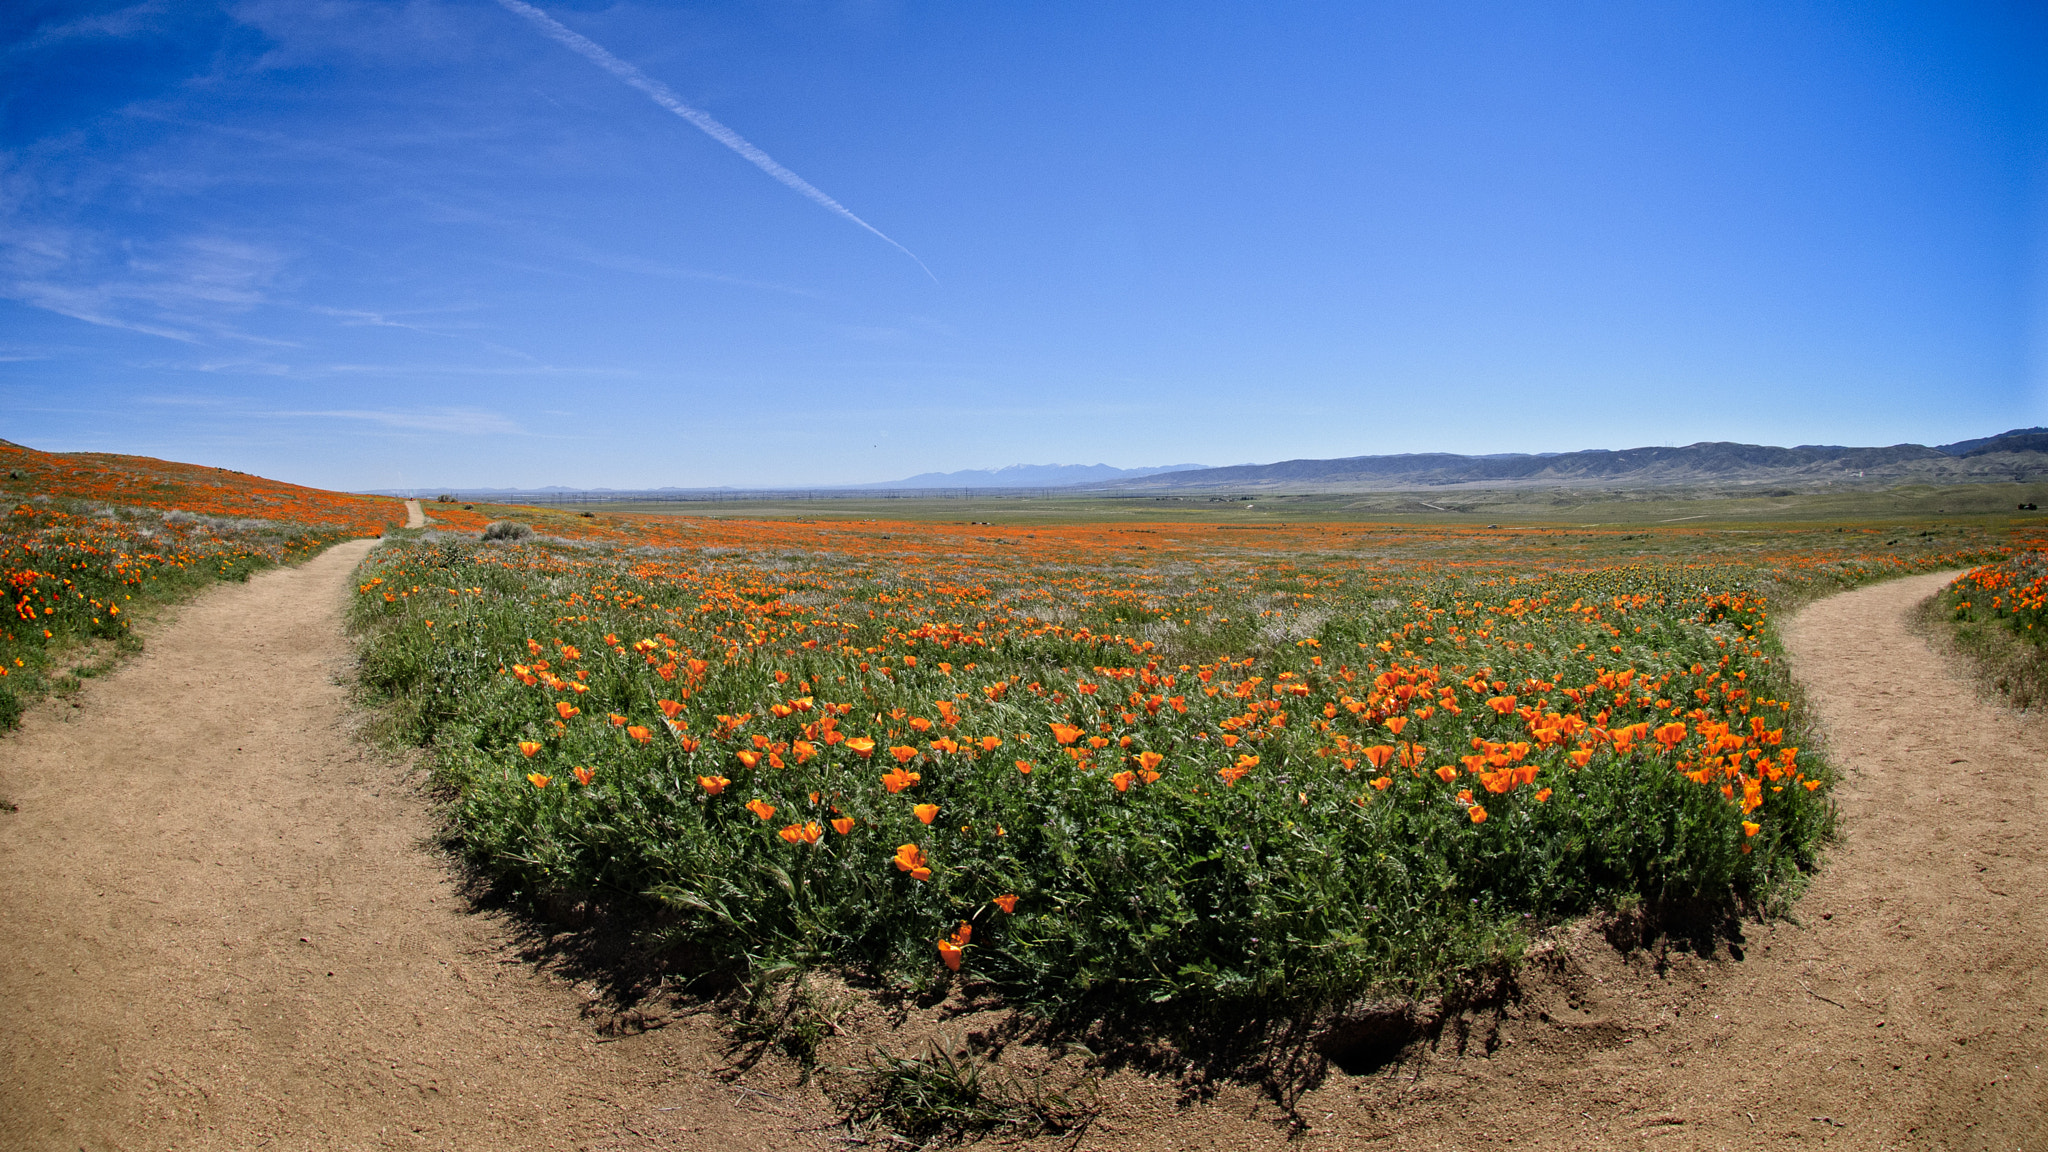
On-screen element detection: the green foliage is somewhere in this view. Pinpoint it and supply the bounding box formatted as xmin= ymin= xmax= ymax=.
xmin=347 ymin=530 xmax=1987 ymax=1016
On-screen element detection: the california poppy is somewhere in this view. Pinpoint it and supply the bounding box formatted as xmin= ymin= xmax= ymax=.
xmin=527 ymin=772 xmax=551 ymax=789
xmin=892 ymin=843 xmax=932 ymax=881
xmin=745 ymin=798 xmax=776 ymax=821
xmin=699 ymin=774 xmax=729 ymax=795
xmin=913 ymin=803 xmax=940 ymax=824
xmin=779 ymin=821 xmax=823 ymax=845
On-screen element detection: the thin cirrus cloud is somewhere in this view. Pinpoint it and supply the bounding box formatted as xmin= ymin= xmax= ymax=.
xmin=259 ymin=407 xmax=526 ymax=436
xmin=490 ymin=0 xmax=937 ymax=283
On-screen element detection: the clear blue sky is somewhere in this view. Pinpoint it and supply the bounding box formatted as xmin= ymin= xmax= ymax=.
xmin=3 ymin=1 xmax=2043 ymax=490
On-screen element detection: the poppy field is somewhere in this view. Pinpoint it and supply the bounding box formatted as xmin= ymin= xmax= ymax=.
xmin=352 ymin=511 xmax=2005 ymax=1013
xmin=0 ymin=439 xmax=395 ymax=725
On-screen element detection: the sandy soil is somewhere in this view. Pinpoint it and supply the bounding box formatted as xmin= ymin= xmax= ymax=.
xmin=2 ymin=561 xmax=2041 ymax=1150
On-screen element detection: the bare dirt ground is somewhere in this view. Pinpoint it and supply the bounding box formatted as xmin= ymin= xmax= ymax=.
xmin=2 ymin=562 xmax=2041 ymax=1150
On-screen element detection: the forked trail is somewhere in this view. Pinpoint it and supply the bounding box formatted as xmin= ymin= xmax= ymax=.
xmin=0 ymin=558 xmax=2042 ymax=1150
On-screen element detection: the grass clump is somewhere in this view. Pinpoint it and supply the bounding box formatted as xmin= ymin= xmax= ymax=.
xmin=482 ymin=520 xmax=534 ymax=543
xmin=346 ymin=523 xmax=1998 ymax=1021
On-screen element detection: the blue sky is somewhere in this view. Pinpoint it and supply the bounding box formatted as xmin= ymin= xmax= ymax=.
xmin=3 ymin=0 xmax=2043 ymax=490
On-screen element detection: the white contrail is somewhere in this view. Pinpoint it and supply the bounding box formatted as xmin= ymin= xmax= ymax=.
xmin=494 ymin=0 xmax=935 ymax=282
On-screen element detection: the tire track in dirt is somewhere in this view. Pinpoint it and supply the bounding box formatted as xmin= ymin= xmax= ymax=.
xmin=0 ymin=541 xmax=825 ymax=1152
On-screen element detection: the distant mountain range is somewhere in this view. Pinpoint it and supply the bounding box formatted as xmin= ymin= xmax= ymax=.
xmin=358 ymin=431 xmax=2048 ymax=499
xmin=1098 ymin=429 xmax=2048 ymax=493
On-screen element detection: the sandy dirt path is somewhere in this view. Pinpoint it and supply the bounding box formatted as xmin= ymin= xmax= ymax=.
xmin=4 ymin=560 xmax=2042 ymax=1151
xmin=405 ymin=500 xmax=426 ymax=528
xmin=0 ymin=541 xmax=824 ymax=1152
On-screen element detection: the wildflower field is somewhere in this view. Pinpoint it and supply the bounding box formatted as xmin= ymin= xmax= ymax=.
xmin=0 ymin=439 xmax=397 ymax=725
xmin=353 ymin=509 xmax=2009 ymax=1015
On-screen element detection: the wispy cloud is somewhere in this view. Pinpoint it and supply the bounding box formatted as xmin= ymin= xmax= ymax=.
xmin=0 ymin=215 xmax=294 ymax=344
xmin=258 ymin=406 xmax=525 ymax=435
xmin=9 ymin=1 xmax=172 ymax=54
xmin=492 ymin=0 xmax=936 ymax=283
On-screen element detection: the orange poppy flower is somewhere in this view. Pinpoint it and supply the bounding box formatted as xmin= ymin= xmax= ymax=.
xmin=1384 ymin=716 xmax=1408 ymax=735
xmin=1049 ymin=723 xmax=1084 ymax=745
xmin=1468 ymin=804 xmax=1488 ymax=824
xmin=1362 ymin=745 xmax=1396 ymax=770
xmin=831 ymin=816 xmax=855 ymax=835
xmin=1533 ymin=787 xmax=1552 ymax=802
xmin=555 ymin=701 xmax=580 ymax=720
xmin=657 ymin=699 xmax=684 ymax=719
xmin=913 ymin=803 xmax=940 ymax=824
xmin=571 ymin=766 xmax=596 ymax=786
xmin=992 ymin=894 xmax=1018 ymax=913
xmin=1136 ymin=750 xmax=1164 ymax=772
xmin=745 ymin=798 xmax=776 ymax=821
xmin=1487 ymin=696 xmax=1518 ymax=715
xmin=699 ymin=774 xmax=729 ymax=795
xmin=518 ymin=740 xmax=542 ymax=758
xmin=892 ymin=843 xmax=932 ymax=881
xmin=1742 ymin=820 xmax=1761 ymax=837
xmin=1015 ymin=760 xmax=1035 ymax=775
xmin=1370 ymin=775 xmax=1393 ymax=791
xmin=626 ymin=725 xmax=653 ymax=745
xmin=608 ymin=713 xmax=629 ymax=727
xmin=1434 ymin=765 xmax=1459 ymax=783
xmin=1111 ymin=770 xmax=1136 ymax=792
xmin=527 ymin=772 xmax=551 ymax=789
xmin=889 ymin=745 xmax=919 ymax=764
xmin=735 ymin=750 xmax=761 ymax=768
xmin=881 ymin=767 xmax=921 ymax=793
xmin=845 ymin=737 xmax=877 ymax=758
xmin=779 ymin=821 xmax=823 ymax=845
xmin=978 ymin=736 xmax=1002 ymax=752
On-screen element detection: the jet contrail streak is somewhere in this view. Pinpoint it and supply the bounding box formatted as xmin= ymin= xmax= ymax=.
xmin=494 ymin=0 xmax=935 ymax=282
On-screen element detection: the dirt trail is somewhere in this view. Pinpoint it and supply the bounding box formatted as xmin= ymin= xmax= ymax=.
xmin=2 ymin=562 xmax=2042 ymax=1150
xmin=0 ymin=541 xmax=822 ymax=1152
xmin=404 ymin=499 xmax=426 ymax=528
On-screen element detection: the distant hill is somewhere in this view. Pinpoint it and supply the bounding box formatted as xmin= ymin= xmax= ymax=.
xmin=1100 ymin=429 xmax=2048 ymax=493
xmin=851 ymin=463 xmax=1209 ymax=489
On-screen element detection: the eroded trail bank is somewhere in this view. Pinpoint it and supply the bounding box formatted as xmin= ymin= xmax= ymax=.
xmin=0 ymin=541 xmax=815 ymax=1152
